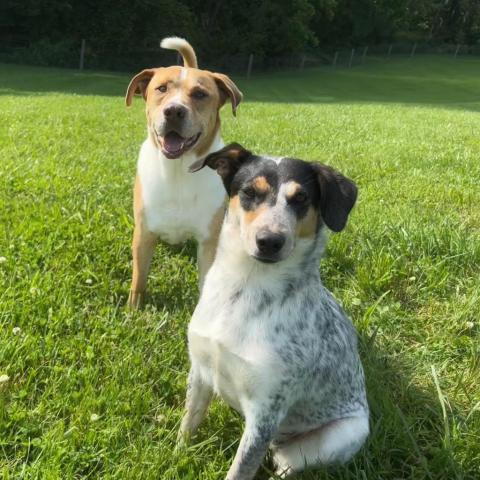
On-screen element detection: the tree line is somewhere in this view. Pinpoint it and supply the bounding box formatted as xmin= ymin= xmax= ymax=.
xmin=1 ymin=0 xmax=479 ymax=68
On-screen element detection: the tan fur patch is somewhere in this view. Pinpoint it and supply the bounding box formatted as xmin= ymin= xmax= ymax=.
xmin=129 ymin=177 xmax=159 ymax=307
xmin=195 ymin=117 xmax=221 ymax=157
xmin=297 ymin=207 xmax=318 ymax=238
xmin=198 ymin=203 xmax=225 ymax=288
xmin=229 ymin=195 xmax=240 ymax=212
xmin=244 ymin=204 xmax=268 ymax=225
xmin=231 ymin=189 xmax=269 ymax=226
xmin=285 ymin=181 xmax=302 ymax=199
xmin=252 ymin=176 xmax=271 ymax=194
xmin=207 ymin=203 xmax=225 ymax=244
xmin=133 ymin=176 xmax=144 ymax=224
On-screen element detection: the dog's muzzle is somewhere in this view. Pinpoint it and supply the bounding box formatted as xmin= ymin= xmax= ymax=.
xmin=253 ymin=230 xmax=286 ymax=263
xmin=157 ymin=102 xmax=201 ymax=159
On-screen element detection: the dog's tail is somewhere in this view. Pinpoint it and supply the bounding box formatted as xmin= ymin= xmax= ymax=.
xmin=160 ymin=37 xmax=198 ymax=69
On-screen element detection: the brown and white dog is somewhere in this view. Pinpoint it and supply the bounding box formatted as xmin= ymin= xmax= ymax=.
xmin=125 ymin=37 xmax=243 ymax=308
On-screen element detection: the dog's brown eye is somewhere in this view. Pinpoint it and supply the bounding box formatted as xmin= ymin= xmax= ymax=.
xmin=192 ymin=90 xmax=207 ymax=99
xmin=291 ymin=191 xmax=308 ymax=203
xmin=157 ymin=85 xmax=167 ymax=93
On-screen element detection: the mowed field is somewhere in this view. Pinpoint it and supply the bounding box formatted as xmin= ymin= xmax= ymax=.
xmin=0 ymin=56 xmax=479 ymax=479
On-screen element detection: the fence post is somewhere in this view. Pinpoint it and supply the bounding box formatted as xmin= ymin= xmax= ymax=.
xmin=454 ymin=44 xmax=460 ymax=58
xmin=332 ymin=51 xmax=338 ymax=69
xmin=176 ymin=53 xmax=181 ymax=65
xmin=410 ymin=43 xmax=417 ymax=58
xmin=348 ymin=48 xmax=355 ymax=68
xmin=247 ymin=54 xmax=254 ymax=79
xmin=387 ymin=44 xmax=393 ymax=59
xmin=361 ymin=46 xmax=368 ymax=64
xmin=79 ymin=39 xmax=86 ymax=70
xmin=300 ymin=54 xmax=306 ymax=71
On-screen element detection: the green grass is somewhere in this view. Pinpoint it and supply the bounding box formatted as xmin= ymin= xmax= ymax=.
xmin=0 ymin=55 xmax=479 ymax=479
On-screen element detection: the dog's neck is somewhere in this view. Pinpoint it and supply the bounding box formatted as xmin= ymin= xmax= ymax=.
xmin=146 ymin=129 xmax=224 ymax=176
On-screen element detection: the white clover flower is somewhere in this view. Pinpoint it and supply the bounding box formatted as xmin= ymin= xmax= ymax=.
xmin=13 ymin=327 xmax=21 ymax=335
xmin=0 ymin=257 xmax=6 ymax=264
xmin=29 ymin=287 xmax=40 ymax=296
xmin=155 ymin=413 xmax=166 ymax=423
xmin=90 ymin=413 xmax=100 ymax=422
xmin=0 ymin=374 xmax=10 ymax=384
xmin=85 ymin=278 xmax=93 ymax=285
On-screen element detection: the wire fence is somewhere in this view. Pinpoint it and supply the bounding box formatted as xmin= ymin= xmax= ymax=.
xmin=1 ymin=40 xmax=479 ymax=76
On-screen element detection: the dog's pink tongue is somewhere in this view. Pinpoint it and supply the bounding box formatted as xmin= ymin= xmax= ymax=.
xmin=164 ymin=132 xmax=184 ymax=153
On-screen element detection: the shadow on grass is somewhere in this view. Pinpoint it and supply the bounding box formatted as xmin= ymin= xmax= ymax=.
xmin=142 ymin=240 xmax=199 ymax=313
xmin=1 ymin=56 xmax=479 ymax=112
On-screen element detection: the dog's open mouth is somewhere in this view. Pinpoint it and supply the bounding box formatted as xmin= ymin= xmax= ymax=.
xmin=161 ymin=131 xmax=201 ymax=159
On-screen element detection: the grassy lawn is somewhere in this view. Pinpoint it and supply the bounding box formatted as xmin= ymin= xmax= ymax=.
xmin=0 ymin=56 xmax=479 ymax=479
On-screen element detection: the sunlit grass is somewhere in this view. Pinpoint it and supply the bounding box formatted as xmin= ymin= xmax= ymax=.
xmin=0 ymin=56 xmax=479 ymax=479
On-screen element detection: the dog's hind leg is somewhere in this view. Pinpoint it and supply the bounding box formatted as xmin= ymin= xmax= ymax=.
xmin=177 ymin=366 xmax=213 ymax=445
xmin=272 ymin=416 xmax=369 ymax=477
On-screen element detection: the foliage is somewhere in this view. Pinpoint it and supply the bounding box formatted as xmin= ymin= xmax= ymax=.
xmin=1 ymin=0 xmax=480 ymax=69
xmin=0 ymin=57 xmax=479 ymax=478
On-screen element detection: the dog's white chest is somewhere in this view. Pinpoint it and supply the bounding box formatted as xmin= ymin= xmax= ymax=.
xmin=190 ymin=332 xmax=269 ymax=412
xmin=137 ymin=139 xmax=225 ymax=244
xmin=188 ymin=280 xmax=277 ymax=413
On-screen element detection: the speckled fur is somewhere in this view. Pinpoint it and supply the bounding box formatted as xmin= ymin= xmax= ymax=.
xmin=179 ymin=150 xmax=369 ymax=480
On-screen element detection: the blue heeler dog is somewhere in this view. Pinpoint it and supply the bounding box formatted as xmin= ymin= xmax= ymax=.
xmin=178 ymin=143 xmax=369 ymax=479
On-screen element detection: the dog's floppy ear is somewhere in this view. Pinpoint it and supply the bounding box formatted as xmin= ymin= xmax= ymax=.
xmin=211 ymin=73 xmax=243 ymax=116
xmin=125 ymin=69 xmax=156 ymax=106
xmin=189 ymin=143 xmax=251 ymax=174
xmin=189 ymin=143 xmax=251 ymax=192
xmin=312 ymin=163 xmax=358 ymax=232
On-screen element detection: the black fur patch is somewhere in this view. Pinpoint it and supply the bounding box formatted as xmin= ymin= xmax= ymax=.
xmin=229 ymin=156 xmax=322 ymax=222
xmin=230 ymin=157 xmax=279 ymax=211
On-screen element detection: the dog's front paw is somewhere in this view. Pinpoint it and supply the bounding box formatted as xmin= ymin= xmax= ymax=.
xmin=127 ymin=290 xmax=145 ymax=310
xmin=272 ymin=465 xmax=294 ymax=479
xmin=175 ymin=426 xmax=192 ymax=452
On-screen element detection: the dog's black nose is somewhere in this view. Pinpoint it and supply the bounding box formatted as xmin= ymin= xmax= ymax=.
xmin=164 ymin=103 xmax=187 ymax=120
xmin=256 ymin=231 xmax=286 ymax=256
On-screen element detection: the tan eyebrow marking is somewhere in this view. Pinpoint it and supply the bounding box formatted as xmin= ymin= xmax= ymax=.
xmin=244 ymin=203 xmax=268 ymax=225
xmin=285 ymin=181 xmax=302 ymax=199
xmin=252 ymin=176 xmax=271 ymax=193
xmin=229 ymin=195 xmax=240 ymax=211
